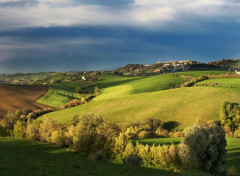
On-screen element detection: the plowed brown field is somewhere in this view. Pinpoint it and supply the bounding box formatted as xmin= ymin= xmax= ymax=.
xmin=0 ymin=84 xmax=49 ymax=116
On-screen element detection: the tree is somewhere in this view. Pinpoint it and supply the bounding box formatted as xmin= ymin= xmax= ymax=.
xmin=76 ymin=86 xmax=81 ymax=94
xmin=179 ymin=121 xmax=227 ymax=175
xmin=13 ymin=120 xmax=26 ymax=138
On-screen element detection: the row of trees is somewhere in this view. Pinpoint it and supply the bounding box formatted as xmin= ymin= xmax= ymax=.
xmin=0 ymin=111 xmax=227 ymax=175
xmin=173 ymin=72 xmax=240 ymax=88
xmin=76 ymin=86 xmax=100 ymax=95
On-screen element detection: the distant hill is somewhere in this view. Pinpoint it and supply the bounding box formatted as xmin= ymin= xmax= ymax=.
xmin=114 ymin=59 xmax=233 ymax=76
xmin=208 ymin=59 xmax=240 ymax=69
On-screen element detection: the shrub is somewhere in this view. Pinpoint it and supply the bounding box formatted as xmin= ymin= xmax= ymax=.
xmin=168 ymin=131 xmax=184 ymax=138
xmin=138 ymin=131 xmax=149 ymax=139
xmin=123 ymin=143 xmax=135 ymax=158
xmin=179 ymin=122 xmax=227 ymax=175
xmin=234 ymin=128 xmax=240 ymax=138
xmin=39 ymin=117 xmax=57 ymax=143
xmin=123 ymin=154 xmax=142 ymax=166
xmin=26 ymin=120 xmax=40 ymax=141
xmin=144 ymin=118 xmax=163 ymax=131
xmin=223 ymin=125 xmax=233 ymax=138
xmin=65 ymin=125 xmax=76 ymax=146
xmin=0 ymin=110 xmax=24 ymax=136
xmin=155 ymin=127 xmax=169 ymax=137
xmin=13 ymin=120 xmax=26 ymax=138
xmin=51 ymin=128 xmax=67 ymax=146
xmin=72 ymin=114 xmax=103 ymax=153
xmin=125 ymin=126 xmax=140 ymax=139
xmin=95 ymin=120 xmax=121 ymax=157
xmin=112 ymin=133 xmax=130 ymax=161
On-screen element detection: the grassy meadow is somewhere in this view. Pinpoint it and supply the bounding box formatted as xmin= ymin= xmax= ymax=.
xmin=95 ymin=74 xmax=187 ymax=101
xmin=37 ymin=71 xmax=240 ymax=129
xmin=0 ymin=137 xmax=209 ymax=176
xmin=39 ymin=85 xmax=240 ymax=129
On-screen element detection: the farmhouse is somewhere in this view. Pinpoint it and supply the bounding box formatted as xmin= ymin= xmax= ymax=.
xmin=235 ymin=70 xmax=240 ymax=75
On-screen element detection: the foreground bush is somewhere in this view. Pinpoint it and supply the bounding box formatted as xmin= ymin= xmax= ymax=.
xmin=179 ymin=121 xmax=227 ymax=175
xmin=26 ymin=120 xmax=40 ymax=141
xmin=13 ymin=120 xmax=26 ymax=138
xmin=39 ymin=117 xmax=57 ymax=143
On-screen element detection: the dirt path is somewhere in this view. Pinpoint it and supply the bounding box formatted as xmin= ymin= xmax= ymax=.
xmin=0 ymin=84 xmax=49 ymax=116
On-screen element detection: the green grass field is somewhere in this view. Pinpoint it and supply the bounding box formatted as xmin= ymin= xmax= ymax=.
xmin=0 ymin=137 xmax=209 ymax=176
xmin=39 ymin=85 xmax=240 ymax=129
xmin=197 ymin=78 xmax=240 ymax=90
xmin=38 ymin=81 xmax=92 ymax=107
xmin=94 ymin=74 xmax=187 ymax=101
xmin=38 ymin=73 xmax=240 ymax=129
xmin=135 ymin=138 xmax=240 ymax=173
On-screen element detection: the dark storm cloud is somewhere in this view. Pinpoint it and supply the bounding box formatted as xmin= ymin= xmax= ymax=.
xmin=1 ymin=0 xmax=240 ymax=73
xmin=1 ymin=18 xmax=240 ymax=73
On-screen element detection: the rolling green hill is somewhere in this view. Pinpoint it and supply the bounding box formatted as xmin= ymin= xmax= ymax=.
xmin=39 ymin=84 xmax=240 ymax=129
xmin=0 ymin=137 xmax=209 ymax=176
xmin=95 ymin=74 xmax=187 ymax=101
xmin=39 ymin=72 xmax=240 ymax=129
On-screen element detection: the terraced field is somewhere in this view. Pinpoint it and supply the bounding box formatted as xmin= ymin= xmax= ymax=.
xmin=38 ymin=81 xmax=92 ymax=107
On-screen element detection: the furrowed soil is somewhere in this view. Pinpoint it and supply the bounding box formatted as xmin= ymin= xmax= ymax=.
xmin=0 ymin=84 xmax=49 ymax=116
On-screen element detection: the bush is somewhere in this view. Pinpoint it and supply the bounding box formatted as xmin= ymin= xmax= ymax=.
xmin=95 ymin=120 xmax=121 ymax=157
xmin=0 ymin=110 xmax=25 ymax=136
xmin=138 ymin=131 xmax=149 ymax=139
xmin=26 ymin=120 xmax=40 ymax=141
xmin=51 ymin=128 xmax=66 ymax=146
xmin=123 ymin=154 xmax=142 ymax=166
xmin=72 ymin=114 xmax=103 ymax=153
xmin=234 ymin=128 xmax=240 ymax=138
xmin=113 ymin=133 xmax=130 ymax=161
xmin=124 ymin=126 xmax=140 ymax=139
xmin=13 ymin=120 xmax=26 ymax=138
xmin=39 ymin=117 xmax=57 ymax=143
xmin=155 ymin=127 xmax=169 ymax=137
xmin=179 ymin=122 xmax=227 ymax=175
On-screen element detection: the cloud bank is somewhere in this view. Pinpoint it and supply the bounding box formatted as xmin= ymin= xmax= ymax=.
xmin=0 ymin=0 xmax=240 ymax=73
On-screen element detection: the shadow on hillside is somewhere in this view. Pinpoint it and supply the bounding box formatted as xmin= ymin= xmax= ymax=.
xmin=164 ymin=121 xmax=180 ymax=131
xmin=0 ymin=138 xmax=195 ymax=176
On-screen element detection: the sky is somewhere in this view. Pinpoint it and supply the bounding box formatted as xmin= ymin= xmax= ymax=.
xmin=1 ymin=0 xmax=240 ymax=73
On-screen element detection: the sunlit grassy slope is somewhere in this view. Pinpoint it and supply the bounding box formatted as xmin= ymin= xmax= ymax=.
xmin=135 ymin=138 xmax=240 ymax=173
xmin=39 ymin=71 xmax=240 ymax=129
xmin=95 ymin=75 xmax=187 ymax=101
xmin=40 ymin=84 xmax=240 ymax=129
xmin=0 ymin=137 xmax=210 ymax=176
xmin=38 ymin=81 xmax=92 ymax=107
xmin=197 ymin=78 xmax=240 ymax=90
